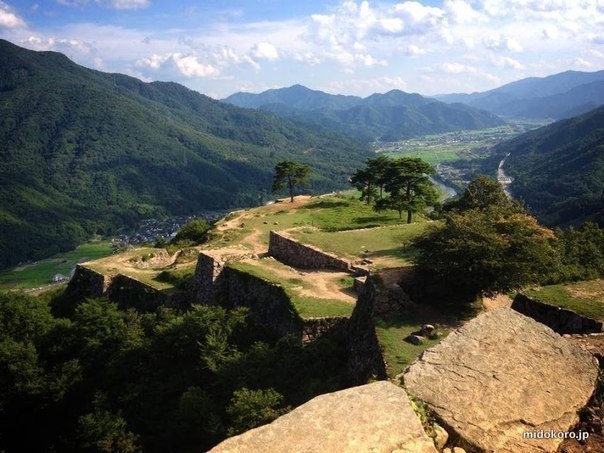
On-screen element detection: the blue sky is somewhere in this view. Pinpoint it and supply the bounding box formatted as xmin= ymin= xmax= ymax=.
xmin=1 ymin=1 xmax=603 ymax=99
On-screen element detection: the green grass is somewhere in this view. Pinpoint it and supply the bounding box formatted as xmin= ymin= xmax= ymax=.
xmin=290 ymin=223 xmax=427 ymax=266
xmin=154 ymin=267 xmax=196 ymax=289
xmin=210 ymin=194 xmax=407 ymax=249
xmin=373 ymin=125 xmax=543 ymax=165
xmin=0 ymin=242 xmax=115 ymax=290
xmin=375 ymin=316 xmax=449 ymax=378
xmin=229 ymin=260 xmax=355 ymax=319
xmin=289 ymin=295 xmax=354 ymax=318
xmin=522 ymin=280 xmax=604 ymax=320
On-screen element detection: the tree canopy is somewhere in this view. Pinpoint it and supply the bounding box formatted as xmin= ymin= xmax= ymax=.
xmin=0 ymin=289 xmax=348 ymax=452
xmin=272 ymin=161 xmax=312 ymax=202
xmin=414 ymin=175 xmax=559 ymax=297
xmin=350 ymin=156 xmax=438 ymax=223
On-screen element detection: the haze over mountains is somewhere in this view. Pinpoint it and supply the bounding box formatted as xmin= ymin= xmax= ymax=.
xmin=223 ymin=69 xmax=604 ymax=141
xmin=435 ymin=70 xmax=604 ymax=119
xmin=1 ymin=37 xmax=603 ymax=269
xmin=224 ymin=85 xmax=505 ymax=142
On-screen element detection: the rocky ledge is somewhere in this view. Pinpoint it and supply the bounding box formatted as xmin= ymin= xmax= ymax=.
xmin=402 ymin=308 xmax=599 ymax=452
xmin=209 ymin=381 xmax=437 ymax=453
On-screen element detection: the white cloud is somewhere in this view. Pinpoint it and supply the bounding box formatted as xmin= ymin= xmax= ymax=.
xmin=440 ymin=62 xmax=479 ymax=74
xmin=58 ymin=0 xmax=150 ymax=9
xmin=172 ymin=53 xmax=218 ymax=77
xmin=0 ymin=1 xmax=26 ymax=28
xmin=137 ymin=52 xmax=219 ymax=77
xmin=444 ymin=0 xmax=487 ymax=24
xmin=252 ymin=42 xmax=279 ymax=60
xmin=483 ymin=34 xmax=524 ymax=52
xmin=541 ymin=24 xmax=559 ymax=40
xmin=326 ymin=75 xmax=409 ymax=95
xmin=111 ymin=0 xmax=150 ymax=9
xmin=491 ymin=55 xmax=524 ymax=69
xmin=389 ymin=1 xmax=446 ymax=35
xmin=405 ymin=44 xmax=425 ymax=55
xmin=1 ymin=0 xmax=602 ymax=98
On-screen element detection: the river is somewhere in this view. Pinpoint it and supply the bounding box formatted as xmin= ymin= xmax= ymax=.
xmin=497 ymin=153 xmax=513 ymax=198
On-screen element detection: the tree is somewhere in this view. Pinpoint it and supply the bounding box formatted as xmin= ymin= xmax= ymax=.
xmin=414 ymin=207 xmax=559 ymax=297
xmin=446 ymin=175 xmax=523 ymax=215
xmin=272 ymin=161 xmax=311 ymax=202
xmin=226 ymin=387 xmax=289 ymax=436
xmin=349 ymin=155 xmax=391 ymax=204
xmin=171 ymin=218 xmax=212 ymax=247
xmin=374 ymin=157 xmax=439 ymax=223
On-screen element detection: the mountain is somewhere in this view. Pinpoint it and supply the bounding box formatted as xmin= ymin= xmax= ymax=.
xmin=224 ymin=84 xmax=362 ymax=111
xmin=0 ymin=39 xmax=372 ymax=269
xmin=435 ymin=70 xmax=604 ymax=120
xmin=496 ymin=105 xmax=604 ymax=226
xmin=223 ymin=86 xmax=505 ymax=141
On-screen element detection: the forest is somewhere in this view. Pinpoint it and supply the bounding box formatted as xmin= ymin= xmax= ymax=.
xmin=0 ymin=289 xmax=349 ymax=452
xmin=0 ymin=39 xmax=372 ymax=269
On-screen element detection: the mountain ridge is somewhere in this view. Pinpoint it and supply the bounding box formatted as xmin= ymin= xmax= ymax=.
xmin=0 ymin=39 xmax=372 ymax=268
xmin=496 ymin=105 xmax=604 ymax=226
xmin=434 ymin=70 xmax=604 ymax=119
xmin=223 ymin=85 xmax=504 ymax=141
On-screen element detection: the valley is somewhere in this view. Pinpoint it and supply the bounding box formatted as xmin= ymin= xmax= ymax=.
xmin=0 ymin=37 xmax=603 ymax=453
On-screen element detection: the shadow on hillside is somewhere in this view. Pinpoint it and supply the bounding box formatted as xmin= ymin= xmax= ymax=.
xmin=306 ymin=200 xmax=350 ymax=210
xmin=366 ymin=247 xmax=418 ymax=262
xmin=351 ymin=215 xmax=392 ymax=226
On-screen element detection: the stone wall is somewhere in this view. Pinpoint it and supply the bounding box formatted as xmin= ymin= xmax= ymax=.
xmin=268 ymin=230 xmax=361 ymax=273
xmin=64 ymin=265 xmax=187 ymax=312
xmin=511 ymin=293 xmax=604 ymax=334
xmin=346 ymin=274 xmax=388 ymax=385
xmin=217 ymin=266 xmax=304 ymax=340
xmin=63 ymin=264 xmax=114 ymax=300
xmin=190 ymin=252 xmax=223 ymax=305
xmin=65 ymin=264 xmax=115 ymax=301
xmin=302 ymin=317 xmax=349 ymax=343
xmin=106 ymin=274 xmax=177 ymax=312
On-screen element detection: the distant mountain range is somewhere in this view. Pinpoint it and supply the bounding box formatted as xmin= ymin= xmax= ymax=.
xmin=223 ymin=85 xmax=505 ymax=141
xmin=0 ymin=39 xmax=372 ymax=268
xmin=435 ymin=70 xmax=604 ymax=120
xmin=495 ymin=105 xmax=604 ymax=226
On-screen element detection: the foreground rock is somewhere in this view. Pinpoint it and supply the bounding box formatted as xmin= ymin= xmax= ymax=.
xmin=210 ymin=381 xmax=437 ymax=453
xmin=403 ymin=308 xmax=598 ymax=453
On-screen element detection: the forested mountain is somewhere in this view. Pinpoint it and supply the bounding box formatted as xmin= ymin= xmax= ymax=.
xmin=223 ymin=85 xmax=504 ymax=141
xmin=0 ymin=39 xmax=372 ymax=268
xmin=497 ymin=105 xmax=604 ymax=226
xmin=223 ymin=84 xmax=362 ymax=111
xmin=435 ymin=70 xmax=604 ymax=120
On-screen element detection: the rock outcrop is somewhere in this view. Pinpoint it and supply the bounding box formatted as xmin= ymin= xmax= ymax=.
xmin=402 ymin=308 xmax=599 ymax=453
xmin=209 ymin=381 xmax=437 ymax=453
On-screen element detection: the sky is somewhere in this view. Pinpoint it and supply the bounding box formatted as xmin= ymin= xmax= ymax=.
xmin=1 ymin=0 xmax=603 ymax=99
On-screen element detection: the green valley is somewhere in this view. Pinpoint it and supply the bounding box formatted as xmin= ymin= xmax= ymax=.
xmin=0 ymin=39 xmax=372 ymax=269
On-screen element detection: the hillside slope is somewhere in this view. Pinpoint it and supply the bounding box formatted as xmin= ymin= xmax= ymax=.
xmin=436 ymin=70 xmax=604 ymax=119
xmin=224 ymin=85 xmax=504 ymax=141
xmin=498 ymin=106 xmax=604 ymax=226
xmin=0 ymin=39 xmax=372 ymax=268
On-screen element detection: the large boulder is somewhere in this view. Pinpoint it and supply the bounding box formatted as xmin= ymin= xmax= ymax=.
xmin=209 ymin=381 xmax=437 ymax=453
xmin=402 ymin=308 xmax=598 ymax=453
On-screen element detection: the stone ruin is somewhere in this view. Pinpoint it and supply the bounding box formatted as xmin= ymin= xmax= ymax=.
xmin=402 ymin=308 xmax=599 ymax=452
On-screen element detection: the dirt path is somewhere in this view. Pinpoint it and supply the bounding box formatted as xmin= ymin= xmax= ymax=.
xmin=241 ymin=257 xmax=357 ymax=304
xmin=482 ymin=293 xmax=513 ymax=310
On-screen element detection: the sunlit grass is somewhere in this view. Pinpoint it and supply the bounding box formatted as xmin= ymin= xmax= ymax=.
xmin=375 ymin=316 xmax=449 ymax=378
xmin=229 ymin=260 xmax=355 ymax=319
xmin=290 ymin=223 xmax=427 ymax=267
xmin=0 ymin=242 xmax=114 ymax=289
xmin=522 ymin=279 xmax=604 ymax=320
